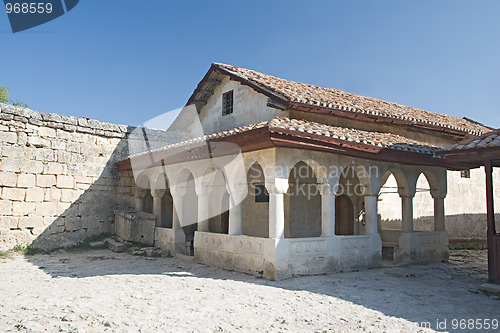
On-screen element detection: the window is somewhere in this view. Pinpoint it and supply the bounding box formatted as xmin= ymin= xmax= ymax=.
xmin=222 ymin=90 xmax=233 ymax=116
xmin=460 ymin=170 xmax=471 ymax=178
xmin=255 ymin=184 xmax=269 ymax=202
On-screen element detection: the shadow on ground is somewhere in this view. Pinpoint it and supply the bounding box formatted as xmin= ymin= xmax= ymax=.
xmin=22 ymin=249 xmax=498 ymax=332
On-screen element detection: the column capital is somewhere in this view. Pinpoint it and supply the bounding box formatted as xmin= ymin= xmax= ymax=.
xmin=319 ymin=183 xmax=336 ymax=196
xmin=152 ymin=189 xmax=165 ymax=198
xmin=134 ymin=187 xmax=148 ymax=198
xmin=170 ymin=185 xmax=185 ymax=198
xmin=431 ymin=192 xmax=446 ymax=200
xmin=266 ymin=178 xmax=289 ymax=194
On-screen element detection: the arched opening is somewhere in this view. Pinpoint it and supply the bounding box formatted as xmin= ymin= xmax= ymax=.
xmin=155 ymin=174 xmax=173 ymax=229
xmin=208 ymin=169 xmax=229 ymax=234
xmin=285 ymin=161 xmax=321 ymax=238
xmin=180 ymin=172 xmax=198 ymax=255
xmin=335 ymin=195 xmax=354 ymax=235
xmin=413 ymin=174 xmax=434 ymax=232
xmin=336 ymin=166 xmax=367 ymax=235
xmin=378 ymin=172 xmax=403 ymax=230
xmin=378 ymin=171 xmax=406 ymax=262
xmin=142 ymin=179 xmax=153 ymax=214
xmin=242 ymin=162 xmax=269 ymax=237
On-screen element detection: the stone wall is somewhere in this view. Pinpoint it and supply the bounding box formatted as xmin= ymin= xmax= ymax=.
xmin=0 ymin=103 xmax=167 ymax=251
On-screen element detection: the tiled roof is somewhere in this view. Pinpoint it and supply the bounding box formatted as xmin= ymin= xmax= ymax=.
xmin=269 ymin=118 xmax=439 ymax=155
xmin=122 ymin=117 xmax=439 ymax=162
xmin=447 ymin=129 xmax=500 ymax=151
xmin=213 ymin=63 xmax=490 ymax=136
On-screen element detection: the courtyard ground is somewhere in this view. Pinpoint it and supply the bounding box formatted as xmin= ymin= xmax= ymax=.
xmin=0 ymin=249 xmax=498 ymax=332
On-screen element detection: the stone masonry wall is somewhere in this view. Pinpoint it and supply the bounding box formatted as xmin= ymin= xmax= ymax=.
xmin=0 ymin=103 xmax=166 ymax=251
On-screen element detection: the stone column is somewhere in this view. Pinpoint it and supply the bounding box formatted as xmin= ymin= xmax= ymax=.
xmin=197 ymin=192 xmax=210 ymax=232
xmin=320 ymin=185 xmax=335 ymax=237
xmin=433 ymin=196 xmax=446 ymax=232
xmin=266 ymin=178 xmax=289 ymax=239
xmin=170 ymin=191 xmax=186 ymax=255
xmin=152 ymin=189 xmax=165 ymax=227
xmin=401 ymin=195 xmax=414 ymax=233
xmin=364 ymin=195 xmax=378 ymax=235
xmin=228 ymin=195 xmax=242 ymax=235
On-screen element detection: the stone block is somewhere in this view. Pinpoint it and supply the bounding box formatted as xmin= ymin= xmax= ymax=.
xmin=0 ymin=216 xmax=19 ymax=229
xmin=17 ymin=132 xmax=28 ymax=145
xmin=66 ymin=142 xmax=80 ymax=153
xmin=0 ymin=200 xmax=13 ymax=215
xmin=60 ymin=189 xmax=81 ymax=203
xmin=27 ymin=136 xmax=49 ymax=148
xmin=18 ymin=215 xmax=44 ymax=229
xmin=2 ymin=146 xmax=25 ymax=158
xmin=64 ymin=217 xmax=81 ymax=231
xmin=0 ymin=131 xmax=18 ymax=144
xmin=56 ymin=175 xmax=74 ymax=189
xmin=36 ymin=175 xmax=56 ymax=188
xmin=34 ymin=148 xmax=55 ymax=162
xmin=44 ymin=188 xmax=61 ymax=202
xmin=50 ymin=140 xmax=67 ymax=150
xmin=0 ymin=172 xmax=17 ymax=187
xmin=12 ymin=202 xmax=36 ymax=216
xmin=1 ymin=188 xmax=25 ymax=201
xmin=89 ymin=240 xmax=105 ymax=248
xmin=17 ymin=174 xmax=35 ymax=188
xmin=25 ymin=188 xmax=45 ymax=202
xmin=57 ymin=150 xmax=71 ymax=164
xmin=35 ymin=202 xmax=58 ymax=216
xmin=106 ymin=238 xmax=127 ymax=253
xmin=21 ymin=160 xmax=43 ymax=174
xmin=43 ymin=162 xmax=66 ymax=175
xmin=2 ymin=158 xmax=22 ymax=172
xmin=37 ymin=127 xmax=56 ymax=138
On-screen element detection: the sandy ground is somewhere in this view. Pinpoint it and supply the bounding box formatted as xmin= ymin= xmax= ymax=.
xmin=0 ymin=249 xmax=498 ymax=333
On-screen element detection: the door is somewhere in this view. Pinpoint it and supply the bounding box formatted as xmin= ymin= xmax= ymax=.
xmin=335 ymin=195 xmax=353 ymax=235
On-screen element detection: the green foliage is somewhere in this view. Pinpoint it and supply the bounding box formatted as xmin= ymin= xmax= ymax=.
xmin=0 ymin=85 xmax=28 ymax=108
xmin=0 ymin=86 xmax=10 ymax=103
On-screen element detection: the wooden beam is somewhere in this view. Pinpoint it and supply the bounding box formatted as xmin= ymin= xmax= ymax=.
xmin=199 ymin=89 xmax=214 ymax=96
xmin=206 ymin=79 xmax=222 ymax=85
xmin=485 ymin=160 xmax=497 ymax=282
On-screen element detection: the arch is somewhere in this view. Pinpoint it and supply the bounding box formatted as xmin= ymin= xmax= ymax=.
xmin=176 ymin=172 xmax=198 ymax=255
xmin=287 ymin=159 xmax=328 ymax=186
xmin=155 ymin=173 xmax=173 ymax=228
xmin=285 ymin=161 xmax=322 ymax=238
xmin=378 ymin=172 xmax=403 ymax=230
xmin=336 ymin=165 xmax=371 ymax=235
xmin=242 ymin=162 xmax=269 ymax=237
xmin=207 ymin=169 xmax=230 ymax=234
xmin=142 ymin=178 xmax=153 ymax=214
xmin=413 ymin=173 xmax=435 ymax=232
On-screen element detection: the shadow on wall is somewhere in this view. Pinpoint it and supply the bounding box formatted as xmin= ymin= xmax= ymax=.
xmin=28 ymin=134 xmax=135 ymax=250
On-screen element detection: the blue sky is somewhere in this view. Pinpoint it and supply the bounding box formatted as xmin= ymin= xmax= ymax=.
xmin=1 ymin=1 xmax=499 ymax=128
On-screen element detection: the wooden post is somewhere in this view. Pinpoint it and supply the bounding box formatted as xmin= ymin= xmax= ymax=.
xmin=485 ymin=160 xmax=497 ymax=282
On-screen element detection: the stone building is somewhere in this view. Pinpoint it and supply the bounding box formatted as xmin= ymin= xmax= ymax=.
xmin=0 ymin=63 xmax=497 ymax=280
xmin=114 ymin=63 xmax=497 ymax=280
